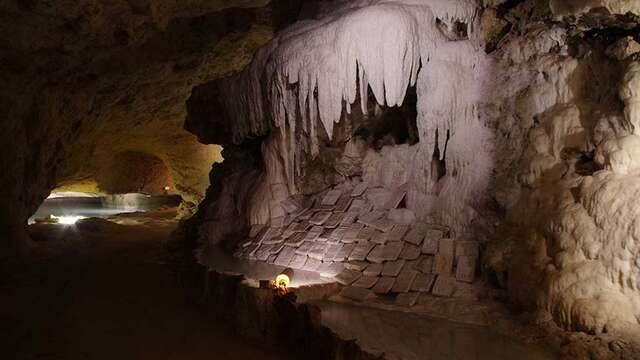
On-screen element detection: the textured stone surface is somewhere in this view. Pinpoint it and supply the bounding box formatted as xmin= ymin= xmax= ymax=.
xmin=411 ymin=273 xmax=436 ymax=292
xmin=432 ymin=276 xmax=457 ymax=297
xmin=352 ymin=275 xmax=379 ymax=289
xmin=372 ymin=276 xmax=395 ymax=295
xmin=339 ymin=286 xmax=374 ymax=302
xmin=392 ymin=269 xmax=419 ymax=293
xmin=395 ymin=292 xmax=420 ymax=307
xmin=382 ymin=260 xmax=406 ymax=277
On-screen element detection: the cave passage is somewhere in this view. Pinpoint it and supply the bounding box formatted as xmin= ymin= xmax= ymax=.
xmin=4 ymin=0 xmax=640 ymax=359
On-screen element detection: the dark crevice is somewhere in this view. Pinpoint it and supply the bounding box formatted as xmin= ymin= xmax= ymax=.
xmin=435 ymin=18 xmax=469 ymax=41
xmin=353 ymin=85 xmax=419 ymax=151
xmin=431 ymin=128 xmax=450 ymax=182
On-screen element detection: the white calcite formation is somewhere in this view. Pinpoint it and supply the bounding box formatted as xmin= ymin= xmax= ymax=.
xmin=215 ymin=0 xmax=490 ymax=232
xmin=193 ymin=0 xmax=640 ymax=339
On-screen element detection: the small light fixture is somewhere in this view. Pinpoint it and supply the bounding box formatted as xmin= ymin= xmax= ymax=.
xmin=51 ymin=215 xmax=84 ymax=225
xmin=275 ymin=267 xmax=294 ymax=291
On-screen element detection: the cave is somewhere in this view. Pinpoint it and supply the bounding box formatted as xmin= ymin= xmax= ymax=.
xmin=3 ymin=1 xmax=640 ymax=359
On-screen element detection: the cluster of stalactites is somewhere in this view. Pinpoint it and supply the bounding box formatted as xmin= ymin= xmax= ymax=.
xmin=217 ymin=0 xmax=479 ymax=184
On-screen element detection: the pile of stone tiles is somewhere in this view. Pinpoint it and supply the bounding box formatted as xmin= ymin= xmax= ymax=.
xmin=234 ymin=181 xmax=479 ymax=307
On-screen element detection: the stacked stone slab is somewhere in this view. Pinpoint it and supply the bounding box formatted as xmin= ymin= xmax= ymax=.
xmin=234 ymin=181 xmax=480 ymax=307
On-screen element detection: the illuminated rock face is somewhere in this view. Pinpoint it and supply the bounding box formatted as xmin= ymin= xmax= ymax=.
xmin=186 ymin=0 xmax=640 ymax=335
xmin=2 ymin=0 xmax=640 ymax=342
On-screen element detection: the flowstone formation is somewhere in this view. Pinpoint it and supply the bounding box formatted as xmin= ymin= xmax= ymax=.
xmin=186 ymin=0 xmax=640 ymax=346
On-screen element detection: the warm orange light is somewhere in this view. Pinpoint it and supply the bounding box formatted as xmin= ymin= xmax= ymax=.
xmin=276 ymin=273 xmax=290 ymax=289
xmin=276 ymin=268 xmax=294 ymax=291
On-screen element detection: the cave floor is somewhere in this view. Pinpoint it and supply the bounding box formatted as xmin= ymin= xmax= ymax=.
xmin=0 ymin=216 xmax=290 ymax=360
xmin=200 ymin=243 xmax=558 ymax=360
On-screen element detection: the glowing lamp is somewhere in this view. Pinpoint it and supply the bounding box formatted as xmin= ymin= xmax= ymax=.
xmin=51 ymin=215 xmax=84 ymax=225
xmin=276 ymin=268 xmax=294 ymax=291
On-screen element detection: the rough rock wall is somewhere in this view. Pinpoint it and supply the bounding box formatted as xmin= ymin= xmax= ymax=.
xmin=186 ymin=0 xmax=640 ymax=336
xmin=0 ymin=0 xmax=273 ymax=256
xmin=481 ymin=2 xmax=640 ymax=334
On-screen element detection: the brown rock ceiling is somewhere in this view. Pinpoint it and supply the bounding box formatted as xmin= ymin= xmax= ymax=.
xmin=0 ymin=0 xmax=274 ymax=256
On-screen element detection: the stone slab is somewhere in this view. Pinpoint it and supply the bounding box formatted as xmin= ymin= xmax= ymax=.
xmin=357 ymin=227 xmax=376 ymax=241
xmin=395 ymin=292 xmax=420 ymax=307
xmin=348 ymin=199 xmax=371 ymax=214
xmin=358 ymin=210 xmax=385 ymax=227
xmin=392 ymin=269 xmax=418 ymax=293
xmin=293 ymin=221 xmax=312 ymax=232
xmin=348 ymin=242 xmax=375 ymax=261
xmin=434 ymin=253 xmax=454 ymax=275
xmin=241 ymin=240 xmax=253 ymax=248
xmin=289 ymin=254 xmax=308 ymax=269
xmin=439 ymin=238 xmax=456 ymax=256
xmin=274 ymin=246 xmax=296 ymax=266
xmin=256 ymin=245 xmax=272 ymax=261
xmin=363 ymin=262 xmax=383 ymax=277
xmin=382 ymin=259 xmax=406 ymax=277
xmin=455 ymin=255 xmax=477 ymax=283
xmin=269 ymin=243 xmax=285 ymax=255
xmin=415 ymin=256 xmax=434 ymax=273
xmin=411 ymin=273 xmax=436 ymax=292
xmin=384 ymin=190 xmax=406 ymax=209
xmin=404 ymin=223 xmax=427 ymax=245
xmin=318 ymin=262 xmax=345 ymax=278
xmin=351 ymin=182 xmax=368 ymax=197
xmin=308 ymin=242 xmax=328 ymax=260
xmin=318 ymin=228 xmax=333 ymax=242
xmin=262 ymin=236 xmax=284 ymax=245
xmin=365 ymin=244 xmax=382 ymax=263
xmin=260 ymin=226 xmax=282 ymax=242
xmin=323 ymin=213 xmax=344 ymax=229
xmin=399 ymin=243 xmax=421 ymax=260
xmin=285 ymin=232 xmax=306 ymax=247
xmin=340 ymin=213 xmax=358 ymax=226
xmin=324 ymin=243 xmax=342 ymax=261
xmin=333 ymin=243 xmax=356 ymax=262
xmin=432 ymin=275 xmax=456 ymax=297
xmin=352 ymin=275 xmax=379 ymax=289
xmin=296 ymin=241 xmax=315 ymax=256
xmin=370 ymin=230 xmax=387 ymax=244
xmin=372 ymin=276 xmax=395 ymax=294
xmin=422 ymin=235 xmax=439 ymax=254
xmin=302 ymin=257 xmax=322 ymax=272
xmin=383 ymin=242 xmax=404 ymax=261
xmin=387 ymin=224 xmax=410 ymax=241
xmin=334 ymin=268 xmax=362 ymax=285
xmin=455 ymin=241 xmax=479 ymax=259
xmin=309 ymin=211 xmax=333 ymax=226
xmin=371 ymin=218 xmax=394 ymax=233
xmin=334 ymin=197 xmax=353 ymax=212
xmin=345 ymin=260 xmax=369 ymax=272
xmin=339 ymin=286 xmax=374 ymax=302
xmin=329 ymin=226 xmax=349 ymax=242
xmin=341 ymin=223 xmax=363 ymax=243
xmin=321 ymin=190 xmax=342 ymax=206
xmin=304 ymin=226 xmax=324 ymax=241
